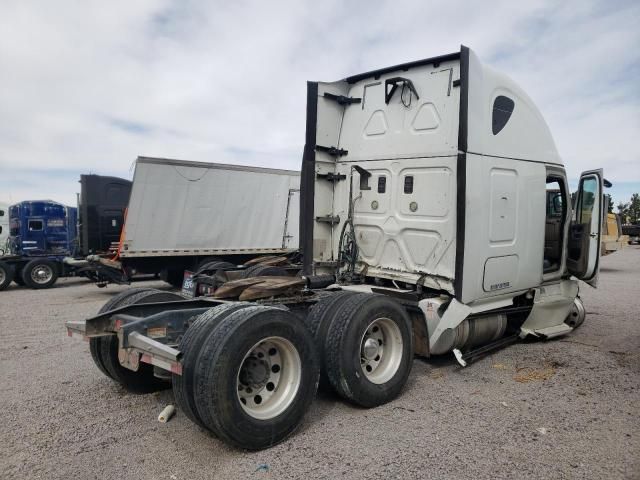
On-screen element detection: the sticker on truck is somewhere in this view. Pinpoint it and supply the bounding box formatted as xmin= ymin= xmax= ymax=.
xmin=181 ymin=271 xmax=195 ymax=298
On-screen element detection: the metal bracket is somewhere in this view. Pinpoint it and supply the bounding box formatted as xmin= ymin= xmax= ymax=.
xmin=353 ymin=165 xmax=372 ymax=190
xmin=323 ymin=92 xmax=361 ymax=106
xmin=316 ymin=145 xmax=348 ymax=157
xmin=127 ymin=331 xmax=182 ymax=363
xmin=315 ymin=215 xmax=340 ymax=225
xmin=385 ymin=77 xmax=420 ymax=105
xmin=317 ymin=172 xmax=347 ymax=182
xmin=452 ymin=79 xmax=461 ymax=87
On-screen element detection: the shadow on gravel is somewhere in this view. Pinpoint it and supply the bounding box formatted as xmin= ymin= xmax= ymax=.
xmin=4 ymin=279 xmax=90 ymax=292
xmin=599 ymin=267 xmax=626 ymax=273
xmin=415 ymin=355 xmax=453 ymax=367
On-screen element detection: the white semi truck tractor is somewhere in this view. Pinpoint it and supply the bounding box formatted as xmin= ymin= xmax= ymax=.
xmin=66 ymin=46 xmax=602 ymax=450
xmin=0 ymin=201 xmax=8 ymax=254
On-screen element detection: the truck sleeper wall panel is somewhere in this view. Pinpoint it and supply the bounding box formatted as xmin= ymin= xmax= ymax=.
xmin=310 ymin=56 xmax=461 ymax=292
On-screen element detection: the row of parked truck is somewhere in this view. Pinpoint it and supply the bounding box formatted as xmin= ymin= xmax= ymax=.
xmin=0 ymin=158 xmax=302 ymax=291
xmin=0 ymin=174 xmax=130 ymax=289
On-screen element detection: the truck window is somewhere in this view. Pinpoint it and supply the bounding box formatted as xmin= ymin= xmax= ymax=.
xmin=544 ymin=178 xmax=567 ymax=273
xmin=547 ymin=192 xmax=563 ymax=217
xmin=577 ymin=177 xmax=597 ymax=226
xmin=0 ymin=209 xmax=4 ymax=216
xmin=492 ymin=95 xmax=515 ymax=135
xmin=28 ymin=220 xmax=43 ymax=231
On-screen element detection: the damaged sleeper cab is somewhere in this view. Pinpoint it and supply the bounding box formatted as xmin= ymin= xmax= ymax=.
xmin=66 ymin=46 xmax=602 ymax=450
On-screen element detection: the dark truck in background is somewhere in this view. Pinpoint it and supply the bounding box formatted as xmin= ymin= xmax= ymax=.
xmin=1 ymin=159 xmax=303 ymax=291
xmin=622 ymin=224 xmax=640 ymax=244
xmin=79 ymin=174 xmax=132 ymax=255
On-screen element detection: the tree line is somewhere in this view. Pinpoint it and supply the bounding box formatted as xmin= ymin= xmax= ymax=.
xmin=616 ymin=193 xmax=640 ymax=224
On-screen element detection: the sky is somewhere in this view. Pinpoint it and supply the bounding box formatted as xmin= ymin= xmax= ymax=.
xmin=0 ymin=0 xmax=639 ymax=208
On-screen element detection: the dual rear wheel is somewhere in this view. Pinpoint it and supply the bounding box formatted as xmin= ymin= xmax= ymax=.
xmin=89 ymin=288 xmax=186 ymax=393
xmin=308 ymin=292 xmax=414 ymax=407
xmin=175 ymin=304 xmax=319 ymax=449
xmin=89 ymin=287 xmax=412 ymax=449
xmin=0 ymin=259 xmax=59 ymax=290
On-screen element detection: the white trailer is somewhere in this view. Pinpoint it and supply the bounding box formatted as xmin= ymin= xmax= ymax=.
xmin=68 ymin=46 xmax=602 ymax=450
xmin=85 ymin=157 xmax=300 ymax=286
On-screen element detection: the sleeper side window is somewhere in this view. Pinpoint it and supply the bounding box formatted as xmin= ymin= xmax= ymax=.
xmin=492 ymin=96 xmax=515 ymax=135
xmin=28 ymin=220 xmax=43 ymax=231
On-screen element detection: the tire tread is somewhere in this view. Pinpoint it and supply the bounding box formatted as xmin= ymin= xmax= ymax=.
xmin=172 ymin=302 xmax=251 ymax=428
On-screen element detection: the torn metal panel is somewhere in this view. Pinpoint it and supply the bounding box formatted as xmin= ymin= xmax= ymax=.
xmin=520 ymin=279 xmax=578 ymax=337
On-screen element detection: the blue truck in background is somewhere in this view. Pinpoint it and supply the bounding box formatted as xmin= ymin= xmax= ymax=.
xmin=9 ymin=201 xmax=77 ymax=256
xmin=0 ymin=200 xmax=80 ymax=289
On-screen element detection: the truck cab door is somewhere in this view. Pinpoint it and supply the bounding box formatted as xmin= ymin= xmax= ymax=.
xmin=566 ymin=169 xmax=603 ymax=287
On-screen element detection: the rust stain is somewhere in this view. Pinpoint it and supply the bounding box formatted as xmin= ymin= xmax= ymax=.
xmin=513 ymin=362 xmax=558 ymax=383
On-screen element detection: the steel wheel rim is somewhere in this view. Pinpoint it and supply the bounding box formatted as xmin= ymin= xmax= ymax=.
xmin=31 ymin=264 xmax=53 ymax=284
xmin=360 ymin=317 xmax=403 ymax=384
xmin=236 ymin=336 xmax=302 ymax=420
xmin=567 ymin=298 xmax=586 ymax=328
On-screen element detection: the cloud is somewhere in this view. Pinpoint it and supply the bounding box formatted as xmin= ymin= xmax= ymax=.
xmin=0 ymin=0 xmax=638 ymax=206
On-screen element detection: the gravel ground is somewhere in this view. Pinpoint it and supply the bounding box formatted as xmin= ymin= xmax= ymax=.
xmin=1 ymin=247 xmax=638 ymax=480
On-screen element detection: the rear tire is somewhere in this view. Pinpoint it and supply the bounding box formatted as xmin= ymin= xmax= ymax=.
xmin=196 ymin=257 xmax=223 ymax=271
xmin=306 ymin=291 xmax=358 ymax=390
xmin=172 ymin=302 xmax=252 ymax=429
xmin=89 ymin=287 xmax=159 ymax=379
xmin=323 ymin=294 xmax=413 ymax=407
xmin=240 ymin=264 xmax=287 ymax=279
xmin=197 ymin=260 xmax=235 ymax=274
xmin=0 ymin=262 xmax=14 ymax=291
xmin=22 ymin=259 xmax=58 ymax=289
xmin=92 ymin=289 xmax=186 ymax=393
xmin=193 ymin=306 xmax=319 ymax=450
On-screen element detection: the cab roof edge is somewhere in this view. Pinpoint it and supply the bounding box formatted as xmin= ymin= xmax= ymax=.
xmin=344 ymin=46 xmax=465 ymax=84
